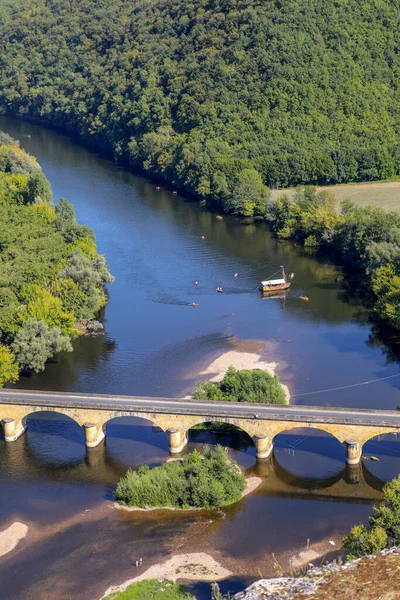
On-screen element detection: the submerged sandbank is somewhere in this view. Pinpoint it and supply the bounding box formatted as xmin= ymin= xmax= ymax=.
xmin=0 ymin=522 xmax=28 ymax=557
xmin=100 ymin=552 xmax=232 ymax=598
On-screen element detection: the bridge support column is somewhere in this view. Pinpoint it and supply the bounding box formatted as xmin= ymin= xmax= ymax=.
xmin=254 ymin=433 xmax=272 ymax=459
xmin=167 ymin=428 xmax=187 ymax=454
xmin=1 ymin=418 xmax=25 ymax=442
xmin=344 ymin=440 xmax=362 ymax=465
xmin=344 ymin=463 xmax=360 ymax=484
xmin=83 ymin=423 xmax=104 ymax=448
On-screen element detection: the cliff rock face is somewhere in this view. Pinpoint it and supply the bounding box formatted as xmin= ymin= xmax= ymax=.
xmin=233 ymin=577 xmax=318 ymax=599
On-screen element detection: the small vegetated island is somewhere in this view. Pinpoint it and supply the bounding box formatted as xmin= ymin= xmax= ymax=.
xmin=0 ymin=132 xmax=113 ymax=387
xmin=193 ymin=366 xmax=286 ymax=404
xmin=116 ymin=445 xmax=246 ymax=509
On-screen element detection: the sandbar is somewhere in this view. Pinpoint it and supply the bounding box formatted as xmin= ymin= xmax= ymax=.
xmin=188 ymin=348 xmax=290 ymax=402
xmin=100 ymin=552 xmax=232 ymax=598
xmin=0 ymin=522 xmax=28 ymax=558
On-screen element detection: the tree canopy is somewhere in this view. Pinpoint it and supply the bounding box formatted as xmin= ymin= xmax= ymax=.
xmin=116 ymin=445 xmax=246 ymax=509
xmin=0 ymin=0 xmax=399 ymax=212
xmin=0 ymin=132 xmax=113 ymax=384
xmin=193 ymin=366 xmax=286 ymax=404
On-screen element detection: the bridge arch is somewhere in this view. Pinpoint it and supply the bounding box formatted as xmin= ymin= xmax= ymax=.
xmin=104 ymin=414 xmax=170 ymax=465
xmin=187 ymin=420 xmax=255 ymax=453
xmin=272 ymin=426 xmax=346 ymax=484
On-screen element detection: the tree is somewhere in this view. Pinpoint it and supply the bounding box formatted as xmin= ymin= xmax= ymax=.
xmin=193 ymin=366 xmax=286 ymax=404
xmin=55 ymin=198 xmax=76 ymax=230
xmin=0 ymin=345 xmax=19 ymax=387
xmin=229 ymin=169 xmax=271 ymax=217
xmin=61 ymin=249 xmax=114 ymax=293
xmin=26 ymin=171 xmax=52 ymax=204
xmin=18 ymin=284 xmax=75 ymax=336
xmin=12 ymin=318 xmax=73 ymax=372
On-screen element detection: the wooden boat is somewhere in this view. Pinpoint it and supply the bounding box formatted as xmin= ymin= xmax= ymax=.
xmin=261 ymin=266 xmax=291 ymax=293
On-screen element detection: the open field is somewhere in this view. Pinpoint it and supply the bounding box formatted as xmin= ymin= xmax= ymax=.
xmin=271 ymin=180 xmax=400 ymax=212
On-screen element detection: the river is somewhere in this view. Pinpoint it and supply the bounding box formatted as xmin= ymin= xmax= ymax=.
xmin=0 ymin=116 xmax=400 ymax=599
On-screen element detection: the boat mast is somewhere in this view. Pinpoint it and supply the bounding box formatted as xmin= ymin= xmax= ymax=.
xmin=280 ymin=265 xmax=286 ymax=282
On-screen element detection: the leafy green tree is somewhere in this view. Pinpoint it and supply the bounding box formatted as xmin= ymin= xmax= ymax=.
xmin=343 ymin=476 xmax=400 ymax=557
xmin=343 ymin=524 xmax=387 ymax=558
xmin=55 ymin=198 xmax=76 ymax=230
xmin=193 ymin=366 xmax=286 ymax=404
xmin=229 ymin=169 xmax=271 ymax=217
xmin=26 ymin=171 xmax=52 ymax=204
xmin=0 ymin=345 xmax=19 ymax=387
xmin=116 ymin=445 xmax=246 ymax=509
xmin=18 ymin=284 xmax=75 ymax=336
xmin=61 ymin=249 xmax=114 ymax=293
xmin=12 ymin=318 xmax=73 ymax=373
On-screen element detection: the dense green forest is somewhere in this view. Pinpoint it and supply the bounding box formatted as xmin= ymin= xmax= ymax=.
xmin=0 ymin=132 xmax=113 ymax=386
xmin=0 ymin=0 xmax=399 ymax=214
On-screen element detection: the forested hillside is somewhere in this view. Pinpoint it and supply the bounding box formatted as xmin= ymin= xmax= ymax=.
xmin=0 ymin=132 xmax=113 ymax=387
xmin=0 ymin=0 xmax=399 ymax=213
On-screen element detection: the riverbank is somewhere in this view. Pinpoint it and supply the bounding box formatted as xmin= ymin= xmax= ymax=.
xmin=235 ymin=546 xmax=400 ymax=599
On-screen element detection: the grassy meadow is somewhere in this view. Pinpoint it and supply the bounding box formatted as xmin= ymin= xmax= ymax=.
xmin=271 ymin=180 xmax=400 ymax=212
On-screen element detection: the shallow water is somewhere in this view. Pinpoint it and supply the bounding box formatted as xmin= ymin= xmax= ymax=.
xmin=1 ymin=116 xmax=400 ymax=598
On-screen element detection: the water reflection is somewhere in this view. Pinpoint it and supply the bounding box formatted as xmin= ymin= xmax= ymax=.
xmin=0 ymin=414 xmax=384 ymax=599
xmin=2 ymin=115 xmax=400 ymax=409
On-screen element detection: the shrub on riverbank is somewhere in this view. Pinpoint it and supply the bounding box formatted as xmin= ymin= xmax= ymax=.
xmin=0 ymin=132 xmax=113 ymax=384
xmin=343 ymin=475 xmax=400 ymax=558
xmin=103 ymin=579 xmax=194 ymax=600
xmin=193 ymin=367 xmax=286 ymax=405
xmin=116 ymin=446 xmax=246 ymax=509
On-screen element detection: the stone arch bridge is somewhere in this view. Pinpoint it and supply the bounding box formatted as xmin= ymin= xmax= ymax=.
xmin=1 ymin=389 xmax=400 ymax=465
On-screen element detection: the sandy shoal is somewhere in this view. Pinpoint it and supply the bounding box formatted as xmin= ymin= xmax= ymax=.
xmin=188 ymin=349 xmax=290 ymax=402
xmin=0 ymin=522 xmax=28 ymax=558
xmin=100 ymin=552 xmax=232 ymax=598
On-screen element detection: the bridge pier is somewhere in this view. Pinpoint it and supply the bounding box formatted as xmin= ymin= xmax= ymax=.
xmin=344 ymin=440 xmax=362 ymax=465
xmin=167 ymin=428 xmax=187 ymax=454
xmin=1 ymin=418 xmax=25 ymax=442
xmin=83 ymin=422 xmax=105 ymax=448
xmin=254 ymin=433 xmax=273 ymax=459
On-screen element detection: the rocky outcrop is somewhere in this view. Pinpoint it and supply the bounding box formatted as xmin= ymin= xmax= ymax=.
xmin=233 ymin=546 xmax=400 ymax=599
xmin=233 ymin=577 xmax=319 ymax=599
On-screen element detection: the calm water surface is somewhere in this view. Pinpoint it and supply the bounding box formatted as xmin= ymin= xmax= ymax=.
xmin=1 ymin=116 xmax=400 ymax=599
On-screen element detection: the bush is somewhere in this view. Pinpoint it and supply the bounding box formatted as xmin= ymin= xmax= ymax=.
xmin=193 ymin=366 xmax=286 ymax=404
xmin=343 ymin=475 xmax=400 ymax=557
xmin=115 ymin=445 xmax=246 ymax=509
xmin=343 ymin=524 xmax=387 ymax=558
xmin=103 ymin=579 xmax=194 ymax=600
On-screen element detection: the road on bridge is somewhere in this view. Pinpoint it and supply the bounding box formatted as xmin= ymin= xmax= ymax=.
xmin=1 ymin=389 xmax=400 ymax=428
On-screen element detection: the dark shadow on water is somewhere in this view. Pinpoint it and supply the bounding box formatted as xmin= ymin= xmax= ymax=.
xmin=272 ymin=454 xmax=344 ymax=491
